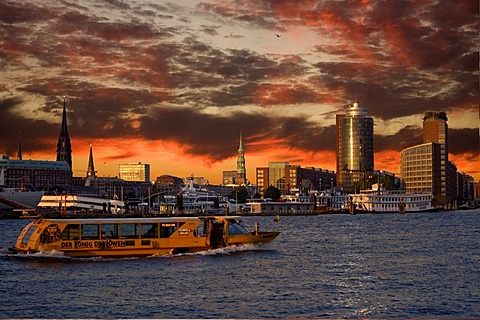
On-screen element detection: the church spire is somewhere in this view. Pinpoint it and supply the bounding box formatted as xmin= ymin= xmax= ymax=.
xmin=236 ymin=131 xmax=246 ymax=185
xmin=56 ymin=96 xmax=73 ymax=170
xmin=86 ymin=144 xmax=96 ymax=178
xmin=17 ymin=131 xmax=22 ymax=160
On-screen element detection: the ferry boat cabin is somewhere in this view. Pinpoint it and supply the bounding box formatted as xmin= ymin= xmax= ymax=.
xmin=11 ymin=216 xmax=279 ymax=258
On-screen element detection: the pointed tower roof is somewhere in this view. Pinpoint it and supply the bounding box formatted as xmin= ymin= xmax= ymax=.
xmin=61 ymin=96 xmax=69 ymax=135
xmin=238 ymin=131 xmax=244 ymax=153
xmin=86 ymin=144 xmax=96 ymax=178
xmin=56 ymin=96 xmax=73 ymax=170
xmin=236 ymin=131 xmax=246 ymax=185
xmin=17 ymin=131 xmax=22 ymax=160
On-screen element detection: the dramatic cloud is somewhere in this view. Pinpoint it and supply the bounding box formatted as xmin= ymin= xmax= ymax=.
xmin=0 ymin=0 xmax=478 ymax=182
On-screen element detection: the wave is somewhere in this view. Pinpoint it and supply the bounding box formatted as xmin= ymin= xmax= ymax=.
xmin=1 ymin=242 xmax=274 ymax=262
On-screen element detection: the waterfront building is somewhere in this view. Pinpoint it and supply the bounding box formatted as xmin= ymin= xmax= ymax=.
xmin=119 ymin=162 xmax=150 ymax=182
xmin=268 ymin=162 xmax=289 ymax=193
xmin=286 ymin=166 xmax=336 ymax=194
xmin=336 ymin=101 xmax=374 ymax=193
xmin=56 ymin=97 xmax=73 ymax=171
xmin=423 ymin=111 xmax=451 ymax=201
xmin=184 ymin=176 xmax=208 ymax=185
xmin=236 ymin=132 xmax=246 ymax=185
xmin=456 ymin=172 xmax=475 ymax=205
xmin=0 ymin=155 xmax=72 ymax=190
xmin=154 ymin=174 xmax=183 ymax=195
xmin=256 ymin=162 xmax=335 ymax=195
xmin=400 ymin=111 xmax=457 ymax=206
xmin=222 ymin=170 xmax=238 ymax=185
xmin=474 ymin=181 xmax=480 ymax=202
xmin=256 ymin=167 xmax=269 ymax=195
xmin=400 ymin=142 xmax=440 ymax=195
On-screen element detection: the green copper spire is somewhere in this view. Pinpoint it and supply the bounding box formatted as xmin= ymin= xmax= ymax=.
xmin=236 ymin=131 xmax=246 ymax=185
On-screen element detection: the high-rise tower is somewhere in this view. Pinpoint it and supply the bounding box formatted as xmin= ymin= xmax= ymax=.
xmin=423 ymin=111 xmax=451 ymax=204
xmin=56 ymin=97 xmax=73 ymax=171
xmin=423 ymin=111 xmax=448 ymax=152
xmin=86 ymin=144 xmax=96 ymax=179
xmin=336 ymin=101 xmax=374 ymax=192
xmin=236 ymin=132 xmax=246 ymax=185
xmin=400 ymin=111 xmax=456 ymax=206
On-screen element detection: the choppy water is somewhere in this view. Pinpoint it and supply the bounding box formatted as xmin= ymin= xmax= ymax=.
xmin=1 ymin=211 xmax=479 ymax=318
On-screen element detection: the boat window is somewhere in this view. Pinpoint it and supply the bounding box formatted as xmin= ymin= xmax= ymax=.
xmin=21 ymin=226 xmax=37 ymax=245
xmin=121 ymin=224 xmax=139 ymax=239
xmin=228 ymin=220 xmax=249 ymax=235
xmin=61 ymin=224 xmax=80 ymax=240
xmin=141 ymin=223 xmax=158 ymax=238
xmin=102 ymin=224 xmax=119 ymax=239
xmin=82 ymin=224 xmax=99 ymax=240
xmin=194 ymin=223 xmax=204 ymax=237
xmin=160 ymin=223 xmax=180 ymax=238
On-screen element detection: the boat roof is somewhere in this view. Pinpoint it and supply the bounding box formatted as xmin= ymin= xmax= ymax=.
xmin=38 ymin=215 xmax=241 ymax=224
xmin=42 ymin=217 xmax=200 ymax=224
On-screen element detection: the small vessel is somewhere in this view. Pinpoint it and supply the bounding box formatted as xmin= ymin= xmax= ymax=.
xmin=0 ymin=188 xmax=44 ymax=211
xmin=0 ymin=170 xmax=44 ymax=213
xmin=159 ymin=179 xmax=226 ymax=215
xmin=9 ymin=216 xmax=280 ymax=258
xmin=313 ymin=189 xmax=347 ymax=213
xmin=347 ymin=184 xmax=438 ymax=214
xmin=37 ymin=194 xmax=126 ymax=215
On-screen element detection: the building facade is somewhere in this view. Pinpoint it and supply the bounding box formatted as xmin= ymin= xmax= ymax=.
xmin=256 ymin=162 xmax=335 ymax=195
xmin=285 ymin=166 xmax=336 ymax=194
xmin=336 ymin=101 xmax=374 ymax=192
xmin=119 ymin=162 xmax=150 ymax=182
xmin=222 ymin=170 xmax=238 ymax=185
xmin=0 ymin=155 xmax=72 ymax=190
xmin=255 ymin=167 xmax=270 ymax=195
xmin=400 ymin=143 xmax=440 ymax=195
xmin=400 ymin=111 xmax=457 ymax=206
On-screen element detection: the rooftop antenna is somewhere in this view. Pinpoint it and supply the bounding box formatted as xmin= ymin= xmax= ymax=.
xmin=354 ymin=82 xmax=358 ymax=103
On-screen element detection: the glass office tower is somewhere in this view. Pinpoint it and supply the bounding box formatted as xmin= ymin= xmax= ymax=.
xmin=337 ymin=101 xmax=374 ymax=192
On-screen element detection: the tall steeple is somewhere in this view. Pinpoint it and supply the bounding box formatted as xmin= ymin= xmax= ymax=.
xmin=86 ymin=144 xmax=96 ymax=178
xmin=17 ymin=131 xmax=22 ymax=160
xmin=56 ymin=96 xmax=73 ymax=171
xmin=236 ymin=131 xmax=246 ymax=185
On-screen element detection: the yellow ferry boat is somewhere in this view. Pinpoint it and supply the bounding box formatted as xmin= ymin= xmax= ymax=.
xmin=10 ymin=216 xmax=280 ymax=258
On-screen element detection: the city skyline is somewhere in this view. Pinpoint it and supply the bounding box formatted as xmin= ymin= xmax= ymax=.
xmin=0 ymin=0 xmax=478 ymax=184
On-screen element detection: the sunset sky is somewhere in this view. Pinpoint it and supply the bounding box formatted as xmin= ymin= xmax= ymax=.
xmin=0 ymin=0 xmax=478 ymax=184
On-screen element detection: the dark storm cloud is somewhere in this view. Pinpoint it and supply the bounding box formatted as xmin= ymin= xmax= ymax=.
xmin=374 ymin=126 xmax=423 ymax=153
xmin=449 ymin=128 xmax=479 ymax=156
xmin=139 ymin=106 xmax=328 ymax=161
xmin=0 ymin=0 xmax=477 ymax=168
xmin=0 ymin=97 xmax=58 ymax=155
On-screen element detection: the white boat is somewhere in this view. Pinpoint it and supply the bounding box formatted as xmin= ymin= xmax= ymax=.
xmin=159 ymin=179 xmax=226 ymax=215
xmin=347 ymin=184 xmax=438 ymax=214
xmin=0 ymin=188 xmax=44 ymax=211
xmin=37 ymin=195 xmax=125 ymax=215
xmin=0 ymin=168 xmax=44 ymax=211
xmin=313 ymin=189 xmax=348 ymax=213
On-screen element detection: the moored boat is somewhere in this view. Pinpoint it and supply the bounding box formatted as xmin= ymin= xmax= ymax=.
xmin=347 ymin=184 xmax=439 ymax=214
xmin=9 ymin=216 xmax=280 ymax=258
xmin=0 ymin=188 xmax=44 ymax=211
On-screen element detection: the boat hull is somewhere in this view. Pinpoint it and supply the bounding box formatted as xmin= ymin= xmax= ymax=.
xmin=0 ymin=190 xmax=44 ymax=211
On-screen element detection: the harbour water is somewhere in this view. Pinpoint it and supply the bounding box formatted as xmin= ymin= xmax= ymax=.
xmin=1 ymin=210 xmax=479 ymax=318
